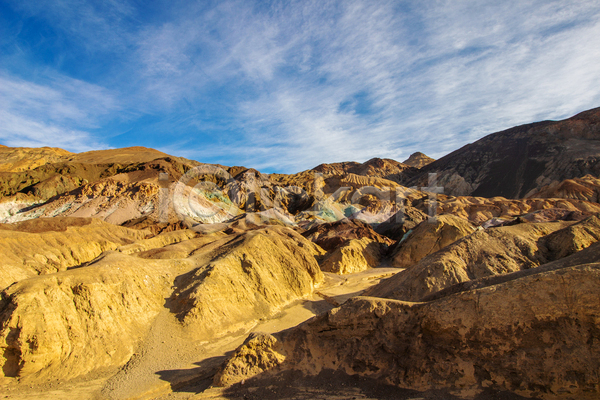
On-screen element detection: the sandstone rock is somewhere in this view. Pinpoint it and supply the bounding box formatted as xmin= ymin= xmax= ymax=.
xmin=423 ymin=238 xmax=600 ymax=301
xmin=168 ymin=226 xmax=324 ymax=338
xmin=525 ymin=174 xmax=600 ymax=202
xmin=120 ymin=215 xmax=188 ymax=235
xmin=0 ymin=225 xmax=326 ymax=384
xmin=438 ymin=195 xmax=600 ymax=225
xmin=1 ymin=180 xmax=161 ymax=225
xmin=0 ymin=146 xmax=73 ymax=173
xmin=0 ymin=217 xmax=149 ymax=290
xmin=66 ymin=146 xmax=173 ymax=165
xmin=390 ymin=214 xmax=475 ymax=268
xmin=366 ymin=221 xmax=570 ymax=301
xmin=117 ymin=228 xmax=200 ymax=255
xmin=213 ymin=332 xmax=285 ymax=387
xmin=312 ymin=157 xmax=412 ymax=184
xmin=540 ymin=215 xmax=600 ymax=260
xmin=320 ymin=238 xmax=383 ymax=274
xmin=0 ymin=252 xmax=172 ymax=381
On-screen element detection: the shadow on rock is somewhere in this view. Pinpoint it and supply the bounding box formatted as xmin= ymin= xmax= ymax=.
xmin=156 ymin=354 xmax=230 ymax=394
xmin=221 ymin=369 xmax=539 ymax=400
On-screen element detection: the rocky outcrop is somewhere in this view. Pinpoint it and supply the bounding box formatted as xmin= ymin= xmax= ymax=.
xmin=438 ymin=195 xmax=600 ymax=225
xmin=213 ymin=332 xmax=285 ymax=387
xmin=374 ymin=205 xmax=428 ymax=241
xmin=540 ymin=215 xmax=600 ymax=259
xmin=0 ymin=217 xmax=149 ymax=290
xmin=525 ymin=174 xmax=600 ymax=201
xmin=168 ymin=226 xmax=324 ymax=338
xmin=0 ymin=224 xmax=326 ymax=383
xmin=367 ymin=221 xmax=569 ymax=301
xmin=302 ymin=219 xmax=393 ymax=251
xmin=370 ymin=216 xmax=600 ymax=302
xmin=0 ymin=252 xmax=172 ymax=381
xmin=217 ymin=263 xmax=600 ymax=399
xmin=410 ymin=107 xmax=600 ymax=198
xmin=319 ymin=238 xmax=383 ymax=274
xmin=312 ymin=157 xmax=413 ymax=184
xmin=390 ymin=214 xmax=475 ymax=268
xmin=0 ymin=146 xmax=73 ymax=172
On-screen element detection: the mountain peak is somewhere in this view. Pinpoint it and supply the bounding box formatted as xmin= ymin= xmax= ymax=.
xmin=402 ymin=152 xmax=435 ymax=168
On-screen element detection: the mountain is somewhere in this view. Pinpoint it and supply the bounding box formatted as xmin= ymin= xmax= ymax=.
xmin=410 ymin=107 xmax=600 ymax=198
xmin=311 ymin=157 xmax=415 ymax=184
xmin=402 ymin=151 xmax=435 ymax=168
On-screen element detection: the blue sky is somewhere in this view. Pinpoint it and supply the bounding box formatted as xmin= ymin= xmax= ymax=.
xmin=1 ymin=0 xmax=600 ymax=173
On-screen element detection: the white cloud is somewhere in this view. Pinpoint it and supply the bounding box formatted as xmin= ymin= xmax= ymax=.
xmin=0 ymin=110 xmax=104 ymax=151
xmin=3 ymin=0 xmax=600 ymax=171
xmin=0 ymin=74 xmax=117 ymax=151
xmin=195 ymin=0 xmax=600 ymax=171
xmin=6 ymin=0 xmax=134 ymax=52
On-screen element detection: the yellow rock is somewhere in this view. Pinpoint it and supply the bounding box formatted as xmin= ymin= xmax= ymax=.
xmin=391 ymin=214 xmax=475 ymax=268
xmin=169 ymin=226 xmax=324 ymax=339
xmin=0 ymin=252 xmax=172 ymax=382
xmin=0 ymin=217 xmax=149 ymax=290
xmin=320 ymin=238 xmax=383 ymax=274
xmin=218 ymin=263 xmax=600 ymax=399
xmin=213 ymin=332 xmax=285 ymax=387
xmin=368 ymin=221 xmax=571 ymax=301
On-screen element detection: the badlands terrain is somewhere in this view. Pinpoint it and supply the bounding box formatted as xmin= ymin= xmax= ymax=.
xmin=1 ymin=107 xmax=600 ymax=399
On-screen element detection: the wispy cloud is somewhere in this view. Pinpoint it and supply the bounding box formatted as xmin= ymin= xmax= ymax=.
xmin=5 ymin=0 xmax=135 ymax=52
xmin=1 ymin=0 xmax=600 ymax=171
xmin=171 ymin=0 xmax=600 ymax=171
xmin=0 ymin=74 xmax=117 ymax=150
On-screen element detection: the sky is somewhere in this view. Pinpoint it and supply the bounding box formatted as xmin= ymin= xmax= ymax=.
xmin=1 ymin=0 xmax=600 ymax=173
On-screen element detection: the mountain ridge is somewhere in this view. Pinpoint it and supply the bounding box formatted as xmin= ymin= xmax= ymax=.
xmin=410 ymin=107 xmax=600 ymax=198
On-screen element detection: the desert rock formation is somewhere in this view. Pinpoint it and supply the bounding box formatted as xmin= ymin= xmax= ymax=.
xmin=402 ymin=151 xmax=435 ymax=168
xmin=367 ymin=217 xmax=600 ymax=301
xmin=390 ymin=214 xmax=475 ymax=268
xmin=0 ymin=217 xmax=149 ymax=290
xmin=0 ymin=222 xmax=325 ymax=385
xmin=220 ymin=263 xmax=600 ymax=399
xmin=2 ymin=107 xmax=600 ymax=399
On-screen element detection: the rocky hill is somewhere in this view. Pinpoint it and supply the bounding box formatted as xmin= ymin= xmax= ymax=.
xmin=410 ymin=107 xmax=600 ymax=198
xmin=402 ymin=151 xmax=435 ymax=168
xmin=311 ymin=157 xmax=416 ymax=185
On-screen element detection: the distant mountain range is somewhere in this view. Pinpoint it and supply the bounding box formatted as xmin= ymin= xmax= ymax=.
xmin=1 ymin=106 xmax=599 ymax=210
